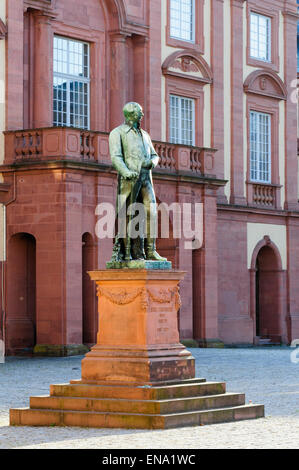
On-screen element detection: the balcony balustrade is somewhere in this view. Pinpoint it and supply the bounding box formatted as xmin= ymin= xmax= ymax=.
xmin=246 ymin=181 xmax=281 ymax=209
xmin=4 ymin=127 xmax=217 ymax=178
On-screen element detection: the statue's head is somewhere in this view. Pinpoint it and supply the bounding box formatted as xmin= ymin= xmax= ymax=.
xmin=123 ymin=102 xmax=144 ymax=127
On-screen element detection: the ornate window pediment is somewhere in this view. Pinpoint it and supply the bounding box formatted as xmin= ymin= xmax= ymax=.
xmin=0 ymin=19 xmax=7 ymax=39
xmin=244 ymin=70 xmax=287 ymax=100
xmin=162 ymin=50 xmax=213 ymax=84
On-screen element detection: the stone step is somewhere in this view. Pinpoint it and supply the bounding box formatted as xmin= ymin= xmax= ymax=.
xmin=70 ymin=377 xmax=206 ymax=387
xmin=10 ymin=404 xmax=264 ymax=429
xmin=257 ymin=339 xmax=281 ymax=346
xmin=30 ymin=392 xmax=245 ymax=414
xmin=50 ymin=380 xmax=225 ymax=401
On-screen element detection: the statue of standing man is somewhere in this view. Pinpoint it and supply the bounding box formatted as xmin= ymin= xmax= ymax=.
xmin=108 ymin=102 xmax=167 ymax=264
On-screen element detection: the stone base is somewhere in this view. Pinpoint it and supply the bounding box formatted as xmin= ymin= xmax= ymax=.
xmin=81 ymin=269 xmax=194 ymax=384
xmin=80 ymin=345 xmax=195 ymax=386
xmin=10 ymin=378 xmax=264 ymax=429
xmin=9 ymin=269 xmax=264 ymax=429
xmin=106 ymin=259 xmax=172 ymax=270
xmin=33 ymin=344 xmax=89 ymax=357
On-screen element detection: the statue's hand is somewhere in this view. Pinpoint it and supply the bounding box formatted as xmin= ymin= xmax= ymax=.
xmin=123 ymin=170 xmax=138 ymax=180
xmin=142 ymin=159 xmax=154 ymax=170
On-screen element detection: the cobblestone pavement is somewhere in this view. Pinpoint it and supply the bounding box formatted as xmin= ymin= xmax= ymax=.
xmin=0 ymin=348 xmax=298 ymax=449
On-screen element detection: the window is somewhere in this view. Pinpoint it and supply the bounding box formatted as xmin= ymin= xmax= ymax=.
xmin=169 ymin=95 xmax=195 ymax=146
xmin=250 ymin=12 xmax=271 ymax=62
xmin=170 ymin=0 xmax=194 ymax=43
xmin=250 ymin=111 xmax=271 ymax=183
xmin=53 ymin=36 xmax=90 ymax=129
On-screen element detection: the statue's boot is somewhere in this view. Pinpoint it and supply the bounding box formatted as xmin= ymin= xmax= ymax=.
xmin=132 ymin=237 xmax=146 ymax=260
xmin=145 ymin=238 xmax=167 ymax=261
xmin=122 ymin=236 xmax=132 ymax=261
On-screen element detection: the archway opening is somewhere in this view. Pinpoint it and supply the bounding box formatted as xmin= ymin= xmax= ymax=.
xmin=82 ymin=233 xmax=97 ymax=346
xmin=6 ymin=233 xmax=36 ymax=354
xmin=255 ymin=244 xmax=281 ymax=343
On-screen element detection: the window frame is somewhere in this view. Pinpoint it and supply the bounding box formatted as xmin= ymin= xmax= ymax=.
xmin=166 ymin=0 xmax=204 ymax=54
xmin=169 ymin=94 xmax=195 ymax=146
xmin=169 ymin=0 xmax=195 ymax=44
xmin=249 ymin=12 xmax=271 ymax=63
xmin=246 ymin=2 xmax=279 ymax=73
xmin=53 ymin=35 xmax=91 ymax=130
xmin=246 ymin=98 xmax=280 ymax=191
xmin=165 ymin=76 xmax=204 ymax=147
xmin=249 ymin=110 xmax=272 ymax=184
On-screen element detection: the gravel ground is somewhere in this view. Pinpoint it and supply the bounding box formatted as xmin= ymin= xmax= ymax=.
xmin=0 ymin=348 xmax=298 ymax=449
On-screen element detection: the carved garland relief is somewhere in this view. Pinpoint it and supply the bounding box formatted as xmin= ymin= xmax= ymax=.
xmin=96 ymin=285 xmax=181 ymax=311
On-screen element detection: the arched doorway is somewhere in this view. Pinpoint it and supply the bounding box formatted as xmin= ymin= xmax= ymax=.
xmin=6 ymin=233 xmax=36 ymax=354
xmin=251 ymin=237 xmax=286 ymax=344
xmin=82 ymin=233 xmax=97 ymax=346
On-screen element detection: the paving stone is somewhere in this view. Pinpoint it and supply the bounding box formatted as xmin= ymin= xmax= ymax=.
xmin=0 ymin=348 xmax=298 ymax=449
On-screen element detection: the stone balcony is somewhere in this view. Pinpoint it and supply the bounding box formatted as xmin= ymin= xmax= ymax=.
xmin=246 ymin=181 xmax=282 ymax=210
xmin=246 ymin=181 xmax=282 ymax=209
xmin=3 ymin=127 xmax=218 ymax=179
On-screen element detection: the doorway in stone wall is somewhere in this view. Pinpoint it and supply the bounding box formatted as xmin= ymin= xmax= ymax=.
xmin=255 ymin=243 xmax=282 ymax=344
xmin=6 ymin=233 xmax=36 ymax=355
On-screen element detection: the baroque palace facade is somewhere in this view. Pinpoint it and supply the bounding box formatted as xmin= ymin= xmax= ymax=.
xmin=0 ymin=0 xmax=299 ymax=355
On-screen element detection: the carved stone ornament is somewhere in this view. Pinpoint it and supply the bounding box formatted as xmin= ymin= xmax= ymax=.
xmin=97 ymin=286 xmax=144 ymax=306
xmin=264 ymin=235 xmax=271 ymax=246
xmin=172 ymin=57 xmax=200 ymax=74
xmin=259 ymin=77 xmax=267 ymax=91
xmin=244 ymin=70 xmax=287 ymax=100
xmin=162 ymin=50 xmax=213 ymax=84
xmin=97 ymin=286 xmax=181 ymax=311
xmin=147 ymin=287 xmax=177 ymax=304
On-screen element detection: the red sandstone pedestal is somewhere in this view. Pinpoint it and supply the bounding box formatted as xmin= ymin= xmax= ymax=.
xmin=79 ymin=270 xmax=194 ymax=385
xmin=10 ymin=270 xmax=264 ymax=429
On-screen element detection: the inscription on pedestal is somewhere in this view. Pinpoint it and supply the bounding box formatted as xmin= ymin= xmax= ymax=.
xmin=150 ymin=306 xmax=173 ymax=312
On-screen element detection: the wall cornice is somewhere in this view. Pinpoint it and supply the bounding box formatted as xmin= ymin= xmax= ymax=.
xmin=24 ymin=0 xmax=57 ymax=16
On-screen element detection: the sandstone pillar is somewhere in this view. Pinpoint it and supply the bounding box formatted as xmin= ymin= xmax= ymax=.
xmin=196 ymin=186 xmax=222 ymax=347
xmin=33 ymin=12 xmax=53 ymax=128
xmin=109 ymin=32 xmax=130 ymax=129
xmin=229 ymin=0 xmax=246 ymax=205
xmin=283 ymin=7 xmax=299 ymax=211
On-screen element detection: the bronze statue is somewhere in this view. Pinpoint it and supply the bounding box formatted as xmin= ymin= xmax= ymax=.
xmin=108 ymin=102 xmax=167 ymax=264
